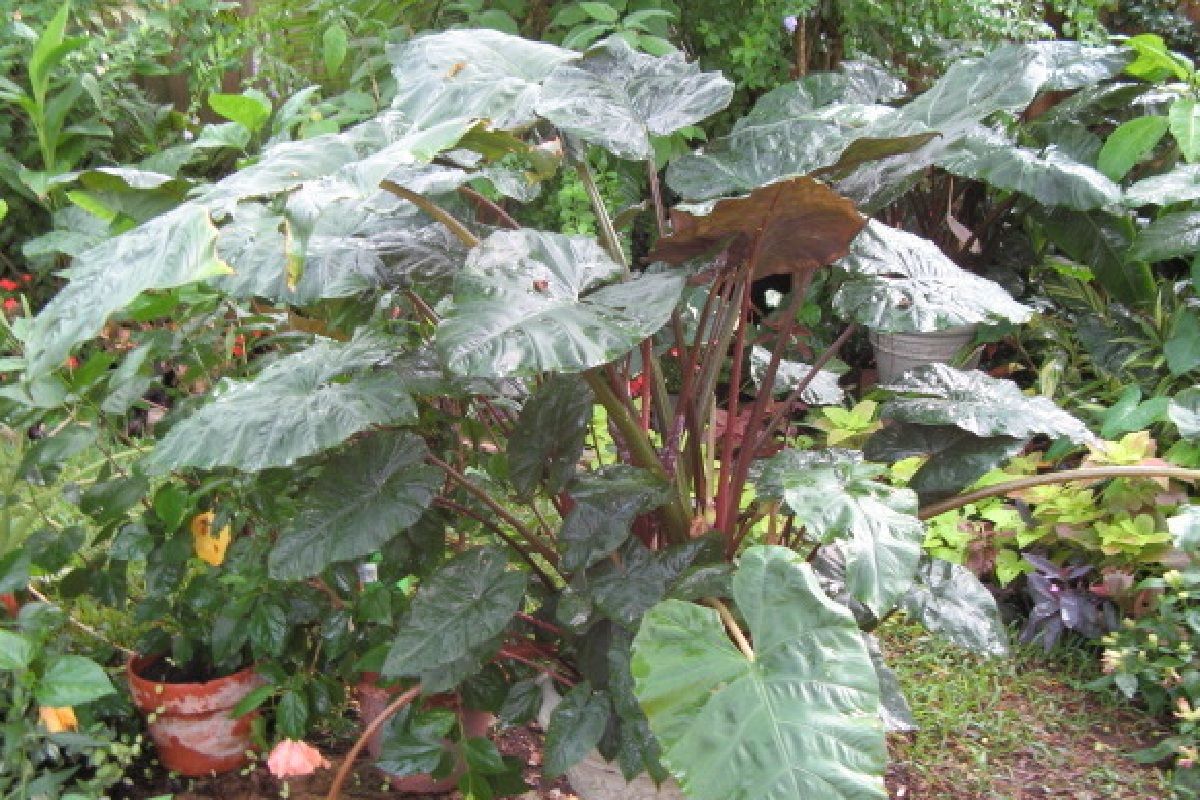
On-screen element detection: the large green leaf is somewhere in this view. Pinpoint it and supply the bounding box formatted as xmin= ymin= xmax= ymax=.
xmin=22 ymin=205 xmax=229 ymax=377
xmin=268 ymin=433 xmax=440 ymax=579
xmin=865 ymin=424 xmax=1026 ymax=504
xmin=1171 ymin=98 xmax=1200 ymax=163
xmin=937 ymin=130 xmax=1121 ymax=210
xmin=898 ymin=44 xmax=1048 ymax=129
xmin=148 ymin=334 xmax=417 ymax=472
xmin=389 ymin=29 xmax=575 ymax=130
xmin=832 ymin=220 xmax=1031 ymax=333
xmin=1169 ymin=387 xmax=1200 ymax=439
xmin=632 ymin=545 xmax=886 ymax=800
xmin=757 ymin=449 xmax=923 ymax=616
xmin=508 ymin=374 xmax=594 ymax=497
xmin=1034 ymin=208 xmax=1155 ymax=306
xmin=1166 ymin=308 xmax=1200 ymax=376
xmin=35 ymin=655 xmax=116 ymax=706
xmin=216 ymin=200 xmax=465 ymax=304
xmin=1097 ymin=116 xmax=1170 ymax=181
xmin=437 ymin=230 xmax=683 ymax=377
xmin=1125 ymin=165 xmax=1200 ymax=206
xmin=899 ymin=559 xmax=1009 ymax=657
xmin=534 ymin=36 xmax=732 ymax=160
xmin=1128 ymin=209 xmax=1200 ymax=263
xmin=383 ymin=547 xmax=528 ymax=686
xmin=543 ymin=683 xmax=610 ymax=778
xmin=749 ymin=346 xmax=844 ymax=406
xmin=1028 ymin=42 xmax=1130 ymax=91
xmin=559 ymin=466 xmax=671 ymax=571
xmin=881 ymin=364 xmax=1094 ymax=443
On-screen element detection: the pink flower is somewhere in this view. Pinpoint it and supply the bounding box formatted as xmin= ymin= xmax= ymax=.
xmin=0 ymin=278 xmax=18 ymax=292
xmin=267 ymin=739 xmax=330 ymax=779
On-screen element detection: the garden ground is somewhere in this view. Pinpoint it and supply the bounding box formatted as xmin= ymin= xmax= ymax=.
xmin=127 ymin=619 xmax=1172 ymax=800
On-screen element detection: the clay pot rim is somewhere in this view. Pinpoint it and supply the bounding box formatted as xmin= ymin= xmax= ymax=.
xmin=126 ymin=653 xmax=262 ymax=713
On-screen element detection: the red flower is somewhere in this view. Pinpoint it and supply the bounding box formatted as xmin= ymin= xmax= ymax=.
xmin=0 ymin=279 xmax=18 ymax=292
xmin=65 ymin=357 xmax=79 ymax=370
xmin=20 ymin=273 xmax=31 ymax=283
xmin=628 ymin=374 xmax=646 ymax=395
xmin=3 ymin=298 xmax=18 ymax=311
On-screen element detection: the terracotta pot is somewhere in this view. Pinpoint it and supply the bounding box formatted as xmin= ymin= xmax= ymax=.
xmin=356 ymin=676 xmax=494 ymax=794
xmin=127 ymin=655 xmax=264 ymax=777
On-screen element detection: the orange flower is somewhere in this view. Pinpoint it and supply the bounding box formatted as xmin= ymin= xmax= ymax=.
xmin=266 ymin=739 xmax=330 ymax=778
xmin=190 ymin=512 xmax=232 ymax=566
xmin=39 ymin=706 xmax=79 ymax=733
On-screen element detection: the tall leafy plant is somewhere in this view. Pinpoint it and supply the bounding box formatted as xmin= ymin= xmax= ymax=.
xmin=3 ymin=31 xmax=1138 ymax=798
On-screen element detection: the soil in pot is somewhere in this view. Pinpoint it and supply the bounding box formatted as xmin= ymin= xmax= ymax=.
xmin=356 ymin=676 xmax=494 ymax=794
xmin=127 ymin=654 xmax=264 ymax=777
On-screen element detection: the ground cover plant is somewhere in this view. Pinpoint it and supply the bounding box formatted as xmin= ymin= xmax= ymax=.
xmin=1 ymin=9 xmax=1200 ymax=800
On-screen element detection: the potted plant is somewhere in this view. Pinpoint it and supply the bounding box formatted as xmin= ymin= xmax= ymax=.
xmin=7 ymin=28 xmax=1193 ymax=800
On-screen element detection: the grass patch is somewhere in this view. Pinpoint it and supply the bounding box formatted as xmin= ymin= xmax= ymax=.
xmin=880 ymin=616 xmax=1171 ymax=798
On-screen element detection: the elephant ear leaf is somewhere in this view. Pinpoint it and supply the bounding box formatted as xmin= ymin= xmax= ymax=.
xmin=383 ymin=547 xmax=529 ymax=689
xmin=535 ymin=36 xmax=733 ymax=161
xmin=632 ymin=545 xmax=886 ymax=800
xmin=832 ymin=220 xmax=1032 ymax=333
xmin=21 ymin=205 xmax=229 ymax=378
xmin=648 ymin=176 xmax=865 ymax=279
xmin=436 ymin=229 xmax=683 ymax=378
xmin=757 ymin=449 xmax=924 ymax=616
xmin=389 ymin=29 xmax=575 ymax=130
xmin=900 ymin=558 xmax=1010 ymax=657
xmin=268 ymin=432 xmax=441 ymax=579
xmin=147 ymin=333 xmax=418 ymax=472
xmin=881 ymin=364 xmax=1094 ymax=444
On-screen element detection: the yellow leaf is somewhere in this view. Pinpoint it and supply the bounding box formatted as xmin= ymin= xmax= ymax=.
xmin=191 ymin=511 xmax=232 ymax=567
xmin=39 ymin=706 xmax=78 ymax=733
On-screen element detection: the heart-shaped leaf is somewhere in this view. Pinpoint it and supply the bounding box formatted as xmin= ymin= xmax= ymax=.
xmin=268 ymin=433 xmax=440 ymax=579
xmin=509 ymin=374 xmax=594 ymax=497
xmin=437 ymin=230 xmax=683 ymax=377
xmin=535 ymin=36 xmax=732 ymax=160
xmin=649 ymin=177 xmax=865 ymax=279
xmin=559 ymin=466 xmax=671 ymax=571
xmin=632 ymin=545 xmax=886 ymax=800
xmin=881 ymin=364 xmax=1094 ymax=444
xmin=757 ymin=449 xmax=924 ymax=616
xmin=148 ymin=333 xmax=417 ymax=472
xmin=899 ymin=558 xmax=1009 ymax=657
xmin=833 ymin=220 xmax=1031 ymax=333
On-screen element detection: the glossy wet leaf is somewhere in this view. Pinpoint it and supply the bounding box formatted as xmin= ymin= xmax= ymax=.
xmin=509 ymin=374 xmax=593 ymax=497
xmin=383 ymin=547 xmax=528 ymax=683
xmin=1171 ymin=98 xmax=1200 ymax=163
xmin=378 ymin=706 xmax=457 ymax=776
xmin=649 ymin=177 xmax=864 ymax=279
xmin=749 ymin=346 xmax=844 ymax=405
xmin=1169 ymin=387 xmax=1200 ymax=439
xmin=632 ymin=545 xmax=886 ymax=800
xmin=881 ymin=364 xmax=1093 ymax=444
xmin=757 ymin=449 xmax=923 ymax=616
xmin=269 ymin=433 xmax=440 ymax=579
xmin=865 ymin=634 xmax=917 ymax=733
xmin=535 ymin=36 xmax=732 ymax=160
xmin=938 ymin=130 xmax=1120 ymax=209
xmin=1128 ymin=209 xmax=1200 ymax=263
xmin=437 ymin=230 xmax=682 ymax=377
xmin=22 ymin=205 xmax=229 ymax=377
xmin=544 ymin=683 xmax=610 ymax=778
xmin=1125 ymin=164 xmax=1200 ymax=206
xmin=866 ymin=424 xmax=1026 ymax=504
xmin=832 ymin=220 xmax=1031 ymax=333
xmin=389 ymin=29 xmax=575 ymax=129
xmin=148 ymin=334 xmax=417 ymax=472
xmin=559 ymin=466 xmax=671 ymax=571
xmin=899 ymin=559 xmax=1009 ymax=657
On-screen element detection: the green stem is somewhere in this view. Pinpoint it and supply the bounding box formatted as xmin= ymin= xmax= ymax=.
xmin=572 ymin=158 xmax=627 ymax=271
xmin=583 ymin=370 xmax=691 ymax=543
xmin=919 ymin=466 xmax=1200 ymax=521
xmin=380 ymin=180 xmax=480 ymax=248
xmin=427 ymin=454 xmax=561 ymax=565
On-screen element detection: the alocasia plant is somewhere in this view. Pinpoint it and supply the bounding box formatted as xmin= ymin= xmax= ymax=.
xmin=3 ymin=28 xmax=1166 ymax=799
